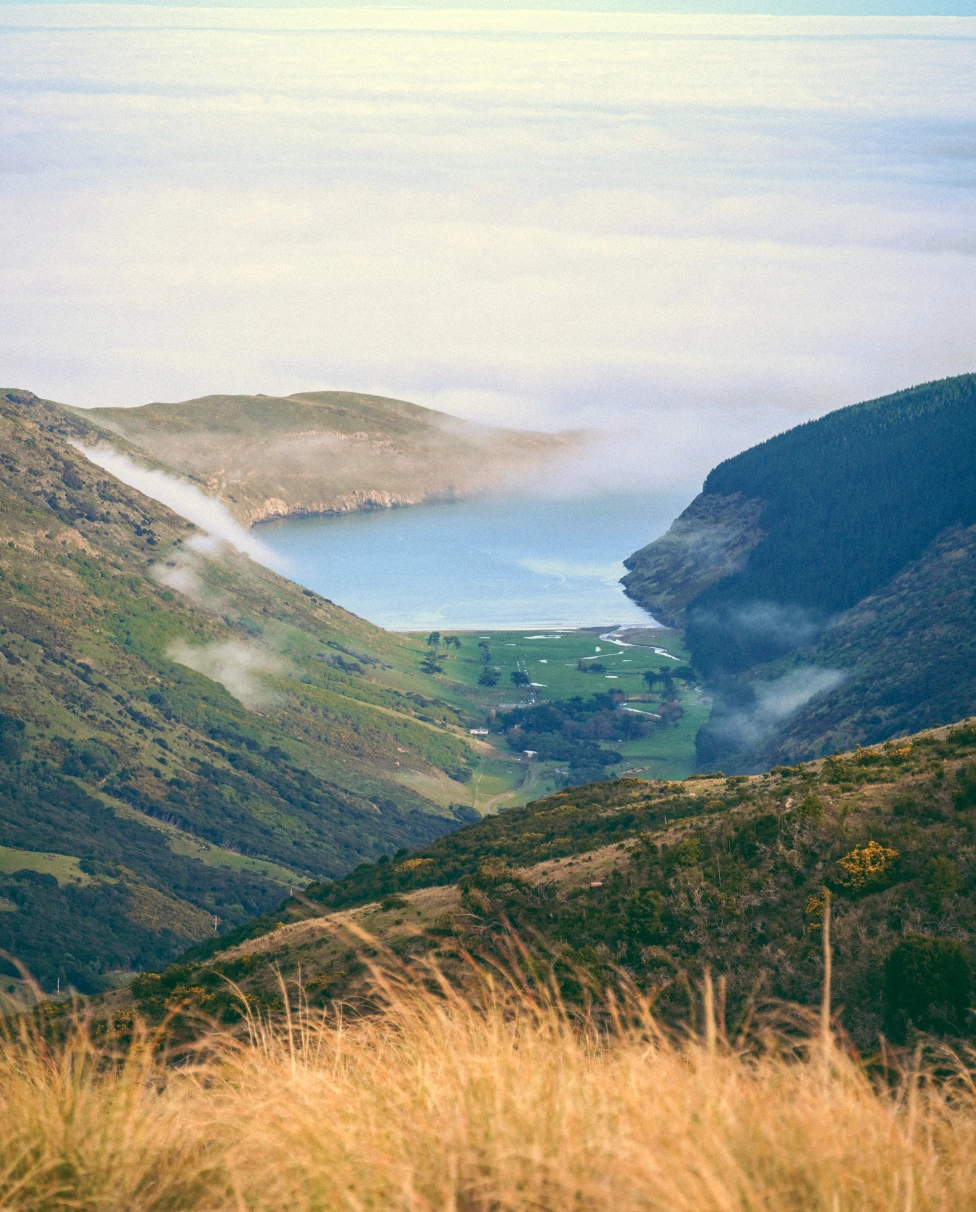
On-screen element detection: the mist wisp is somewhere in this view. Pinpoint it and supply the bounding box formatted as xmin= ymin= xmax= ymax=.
xmin=71 ymin=443 xmax=285 ymax=570
xmin=167 ymin=639 xmax=284 ymax=710
xmin=706 ymin=665 xmax=847 ymax=759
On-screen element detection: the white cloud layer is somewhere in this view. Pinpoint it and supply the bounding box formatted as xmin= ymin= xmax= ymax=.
xmin=4 ymin=6 xmax=976 ymax=488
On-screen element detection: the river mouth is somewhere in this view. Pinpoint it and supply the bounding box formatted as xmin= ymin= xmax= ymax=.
xmin=258 ymin=490 xmax=690 ymax=632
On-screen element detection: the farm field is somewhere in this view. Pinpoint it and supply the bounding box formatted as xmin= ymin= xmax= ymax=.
xmin=0 ymin=847 xmax=91 ymax=887
xmin=406 ymin=626 xmax=705 ymax=788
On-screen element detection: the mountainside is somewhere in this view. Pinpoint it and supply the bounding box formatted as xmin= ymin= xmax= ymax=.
xmin=0 ymin=389 xmax=502 ymax=994
xmin=128 ymin=718 xmax=976 ymax=1052
xmin=622 ymin=374 xmax=976 ymax=770
xmin=700 ymin=522 xmax=976 ymax=771
xmin=78 ymin=391 xmax=585 ymax=526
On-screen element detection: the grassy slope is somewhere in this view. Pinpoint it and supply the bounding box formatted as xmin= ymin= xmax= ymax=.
xmin=0 ymin=389 xmax=533 ymax=992
xmin=141 ymin=718 xmax=976 ymax=1051
xmin=80 ymin=390 xmax=583 ymax=525
xmin=13 ymin=974 xmax=976 ymax=1211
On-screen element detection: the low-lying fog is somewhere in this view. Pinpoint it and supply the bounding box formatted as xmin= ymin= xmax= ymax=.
xmin=5 ymin=6 xmax=975 ymax=491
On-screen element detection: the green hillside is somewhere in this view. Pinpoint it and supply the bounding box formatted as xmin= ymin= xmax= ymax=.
xmin=0 ymin=389 xmax=514 ymax=994
xmin=698 ymin=522 xmax=976 ymax=771
xmin=80 ymin=390 xmax=583 ymax=526
xmin=623 ymin=374 xmax=976 ymax=770
xmin=130 ymin=718 xmax=976 ymax=1052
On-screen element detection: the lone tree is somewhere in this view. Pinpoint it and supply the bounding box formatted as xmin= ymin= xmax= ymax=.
xmin=477 ymin=668 xmax=499 ymax=687
xmin=511 ymin=671 xmax=530 ymax=687
xmin=426 ymin=631 xmax=441 ymax=649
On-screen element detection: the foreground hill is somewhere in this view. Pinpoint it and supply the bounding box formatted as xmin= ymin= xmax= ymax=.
xmin=0 ymin=389 xmax=501 ymax=993
xmin=77 ymin=390 xmax=584 ymax=525
xmin=134 ymin=718 xmax=976 ymax=1051
xmin=622 ymin=374 xmax=976 ymax=770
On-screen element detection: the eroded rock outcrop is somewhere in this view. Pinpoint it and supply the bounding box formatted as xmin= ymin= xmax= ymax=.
xmin=621 ymin=491 xmax=766 ymax=628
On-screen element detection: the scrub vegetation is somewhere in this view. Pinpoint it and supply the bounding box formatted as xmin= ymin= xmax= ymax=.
xmin=136 ymin=717 xmax=976 ymax=1054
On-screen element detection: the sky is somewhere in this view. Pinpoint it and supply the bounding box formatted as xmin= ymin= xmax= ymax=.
xmin=2 ymin=4 xmax=974 ymax=488
xmin=5 ymin=1 xmax=976 ymax=10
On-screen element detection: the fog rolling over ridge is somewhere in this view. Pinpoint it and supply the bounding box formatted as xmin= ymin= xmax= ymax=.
xmin=70 ymin=442 xmax=284 ymax=567
xmin=78 ymin=391 xmax=588 ymax=526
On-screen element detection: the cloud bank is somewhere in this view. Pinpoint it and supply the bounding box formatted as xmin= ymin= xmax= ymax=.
xmin=4 ymin=7 xmax=976 ymax=488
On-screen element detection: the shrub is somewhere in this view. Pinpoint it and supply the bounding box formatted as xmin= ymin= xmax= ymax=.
xmin=884 ymin=935 xmax=972 ymax=1039
xmin=798 ymin=795 xmax=825 ymax=823
xmin=624 ymin=889 xmax=664 ymax=946
xmin=0 ymin=714 xmax=25 ymax=763
xmin=924 ymin=856 xmax=962 ymax=908
xmin=837 ymin=841 xmax=899 ymax=891
xmin=954 ymin=765 xmax=976 ymax=811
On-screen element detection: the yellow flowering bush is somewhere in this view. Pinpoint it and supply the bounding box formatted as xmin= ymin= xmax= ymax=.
xmin=837 ymin=840 xmax=899 ymax=890
xmin=397 ymin=857 xmax=433 ymax=872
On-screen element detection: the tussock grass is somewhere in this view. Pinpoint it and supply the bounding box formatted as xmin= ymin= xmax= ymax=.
xmin=2 ymin=958 xmax=976 ymax=1210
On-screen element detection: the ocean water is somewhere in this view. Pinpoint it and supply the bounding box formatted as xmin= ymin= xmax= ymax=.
xmin=258 ymin=492 xmax=690 ymax=631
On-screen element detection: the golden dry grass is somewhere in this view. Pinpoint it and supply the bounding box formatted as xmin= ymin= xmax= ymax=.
xmin=2 ymin=961 xmax=976 ymax=1211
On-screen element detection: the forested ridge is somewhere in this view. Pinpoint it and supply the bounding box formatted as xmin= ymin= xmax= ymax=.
xmin=689 ymin=374 xmax=976 ymax=673
xmin=623 ymin=373 xmax=976 ymax=772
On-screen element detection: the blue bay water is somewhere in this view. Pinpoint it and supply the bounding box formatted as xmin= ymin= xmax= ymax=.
xmin=258 ymin=492 xmax=690 ymax=631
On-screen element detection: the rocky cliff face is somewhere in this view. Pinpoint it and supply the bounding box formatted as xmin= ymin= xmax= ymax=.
xmin=621 ymin=492 xmax=766 ymax=628
xmin=246 ymin=488 xmax=444 ymax=526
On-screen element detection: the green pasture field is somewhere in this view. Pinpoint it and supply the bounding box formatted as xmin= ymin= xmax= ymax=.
xmin=407 ymin=626 xmax=689 ymax=699
xmin=0 ymin=846 xmax=91 ymax=887
xmin=407 ymin=627 xmax=706 ymax=787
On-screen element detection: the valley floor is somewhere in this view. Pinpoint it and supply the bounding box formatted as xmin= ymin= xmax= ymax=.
xmin=410 ymin=624 xmax=704 ymax=812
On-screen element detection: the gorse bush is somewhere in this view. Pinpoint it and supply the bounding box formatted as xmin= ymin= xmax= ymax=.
xmin=836 ymin=840 xmax=900 ymax=890
xmin=6 ymin=955 xmax=976 ymax=1210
